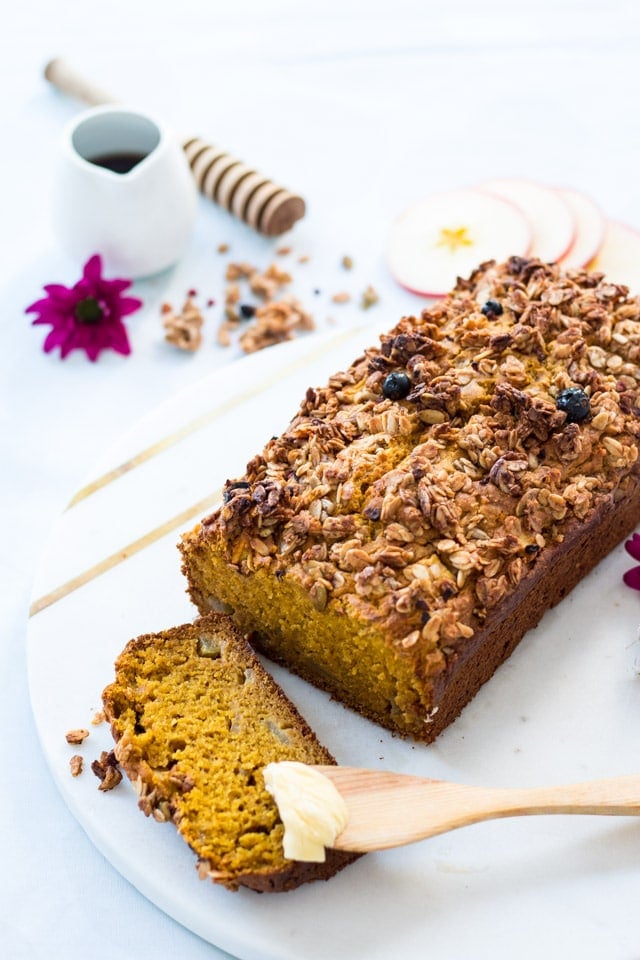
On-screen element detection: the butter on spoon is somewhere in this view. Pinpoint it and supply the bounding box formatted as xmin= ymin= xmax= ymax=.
xmin=263 ymin=761 xmax=349 ymax=862
xmin=269 ymin=766 xmax=640 ymax=855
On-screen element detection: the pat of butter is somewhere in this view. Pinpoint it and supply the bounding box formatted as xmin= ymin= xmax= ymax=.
xmin=263 ymin=761 xmax=349 ymax=862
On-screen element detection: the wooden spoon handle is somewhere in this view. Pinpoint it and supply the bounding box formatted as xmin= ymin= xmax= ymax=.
xmin=319 ymin=768 xmax=640 ymax=852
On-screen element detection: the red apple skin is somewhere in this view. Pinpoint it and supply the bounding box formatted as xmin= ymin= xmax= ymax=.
xmin=476 ymin=178 xmax=576 ymax=264
xmin=556 ymin=187 xmax=606 ymax=269
xmin=585 ymin=219 xmax=640 ymax=292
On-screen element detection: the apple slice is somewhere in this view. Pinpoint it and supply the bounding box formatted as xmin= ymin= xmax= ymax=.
xmin=478 ymin=178 xmax=575 ymax=263
xmin=556 ymin=188 xmax=606 ymax=268
xmin=587 ymin=220 xmax=640 ymax=292
xmin=387 ymin=188 xmax=531 ymax=298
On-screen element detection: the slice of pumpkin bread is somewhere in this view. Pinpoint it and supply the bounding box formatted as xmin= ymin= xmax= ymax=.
xmin=102 ymin=613 xmax=358 ymax=892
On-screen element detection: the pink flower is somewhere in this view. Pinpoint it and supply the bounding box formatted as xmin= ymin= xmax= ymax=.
xmin=623 ymin=533 xmax=640 ymax=590
xmin=26 ymin=255 xmax=142 ymax=361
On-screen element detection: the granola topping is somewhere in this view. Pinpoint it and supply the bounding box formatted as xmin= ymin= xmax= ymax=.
xmin=201 ymin=259 xmax=640 ymax=672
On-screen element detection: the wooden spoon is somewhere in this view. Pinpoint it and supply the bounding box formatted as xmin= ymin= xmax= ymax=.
xmin=314 ymin=767 xmax=640 ymax=853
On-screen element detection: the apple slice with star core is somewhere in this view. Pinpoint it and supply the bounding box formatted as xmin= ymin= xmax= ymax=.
xmin=478 ymin=178 xmax=575 ymax=263
xmin=387 ymin=188 xmax=532 ymax=297
xmin=557 ymin=188 xmax=606 ymax=268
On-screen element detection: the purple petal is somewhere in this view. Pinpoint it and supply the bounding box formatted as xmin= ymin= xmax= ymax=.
xmin=103 ymin=277 xmax=133 ymax=295
xmin=42 ymin=328 xmax=66 ymax=353
xmin=623 ymin=566 xmax=640 ymax=591
xmin=117 ymin=296 xmax=143 ymax=317
xmin=107 ymin=322 xmax=132 ymax=355
xmin=82 ymin=255 xmax=103 ymax=284
xmin=25 ymin=296 xmax=56 ymax=315
xmin=58 ymin=333 xmax=80 ymax=359
xmin=43 ymin=283 xmax=74 ymax=298
xmin=624 ymin=534 xmax=640 ymax=562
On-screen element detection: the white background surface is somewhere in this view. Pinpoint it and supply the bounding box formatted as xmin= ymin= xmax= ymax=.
xmin=4 ymin=2 xmax=640 ymax=958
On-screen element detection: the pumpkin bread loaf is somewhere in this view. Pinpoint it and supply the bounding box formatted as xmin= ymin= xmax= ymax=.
xmin=180 ymin=258 xmax=640 ymax=742
xmin=102 ymin=614 xmax=358 ymax=892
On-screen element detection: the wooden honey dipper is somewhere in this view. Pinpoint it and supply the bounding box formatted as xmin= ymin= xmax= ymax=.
xmin=44 ymin=58 xmax=306 ymax=237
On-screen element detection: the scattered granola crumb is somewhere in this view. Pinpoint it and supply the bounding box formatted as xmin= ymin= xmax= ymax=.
xmin=226 ymin=282 xmax=241 ymax=305
xmin=217 ymin=243 xmax=229 ymax=253
xmin=163 ymin=297 xmax=204 ymax=352
xmin=250 ymin=263 xmax=292 ymax=300
xmin=91 ymin=711 xmax=105 ymax=726
xmin=218 ymin=260 xmax=315 ymax=352
xmin=91 ymin=750 xmax=123 ymax=792
xmin=239 ymin=296 xmax=315 ymax=354
xmin=361 ymin=284 xmax=379 ymax=309
xmin=66 ymin=728 xmax=90 ymax=745
xmin=331 ymin=291 xmax=351 ymax=304
xmin=276 ymin=245 xmax=292 ymax=256
xmin=70 ymin=755 xmax=83 ymax=777
xmin=341 ymin=255 xmax=354 ymax=270
xmin=297 ymin=254 xmax=310 ymax=264
xmin=225 ymin=262 xmax=255 ymax=282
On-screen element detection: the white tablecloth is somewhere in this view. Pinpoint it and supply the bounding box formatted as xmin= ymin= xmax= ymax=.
xmin=3 ymin=2 xmax=640 ymax=957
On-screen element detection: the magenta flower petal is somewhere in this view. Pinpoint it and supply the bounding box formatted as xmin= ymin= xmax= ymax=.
xmin=624 ymin=533 xmax=640 ymax=562
xmin=26 ymin=255 xmax=142 ymax=361
xmin=82 ymin=254 xmax=103 ymax=283
xmin=623 ymin=566 xmax=640 ymax=591
xmin=118 ymin=296 xmax=144 ymax=316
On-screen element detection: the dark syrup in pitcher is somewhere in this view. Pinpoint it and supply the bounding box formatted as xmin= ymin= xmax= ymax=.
xmin=89 ymin=151 xmax=148 ymax=174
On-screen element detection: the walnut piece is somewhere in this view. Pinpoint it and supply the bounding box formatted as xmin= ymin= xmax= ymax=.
xmin=69 ymin=755 xmax=83 ymax=777
xmin=91 ymin=750 xmax=123 ymax=792
xmin=162 ymin=298 xmax=204 ymax=352
xmin=65 ymin=728 xmax=90 ymax=745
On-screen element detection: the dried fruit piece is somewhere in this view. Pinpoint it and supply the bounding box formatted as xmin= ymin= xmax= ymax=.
xmin=481 ymin=299 xmax=503 ymax=318
xmin=382 ymin=371 xmax=411 ymax=400
xmin=556 ymin=387 xmax=590 ymax=423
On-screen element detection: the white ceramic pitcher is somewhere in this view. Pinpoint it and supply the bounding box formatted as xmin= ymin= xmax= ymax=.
xmin=53 ymin=104 xmax=198 ymax=278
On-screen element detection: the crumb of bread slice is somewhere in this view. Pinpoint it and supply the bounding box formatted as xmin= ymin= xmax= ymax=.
xmin=102 ymin=613 xmax=358 ymax=892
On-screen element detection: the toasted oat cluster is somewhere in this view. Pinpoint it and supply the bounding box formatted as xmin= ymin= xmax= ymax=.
xmin=218 ymin=261 xmax=315 ymax=351
xmin=204 ymin=258 xmax=640 ymax=666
